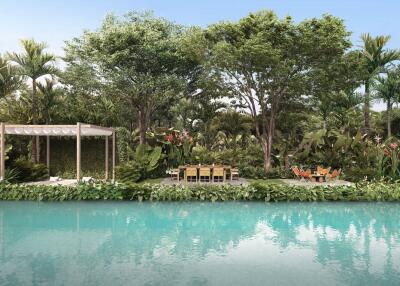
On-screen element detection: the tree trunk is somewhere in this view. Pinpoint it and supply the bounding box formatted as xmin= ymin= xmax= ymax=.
xmin=364 ymin=80 xmax=371 ymax=134
xmin=284 ymin=155 xmax=289 ymax=170
xmin=31 ymin=78 xmax=37 ymax=163
xmin=261 ymin=137 xmax=272 ymax=172
xmin=387 ymin=100 xmax=391 ymax=138
xmin=36 ymin=136 xmax=40 ymax=163
xmin=138 ymin=108 xmax=147 ymax=145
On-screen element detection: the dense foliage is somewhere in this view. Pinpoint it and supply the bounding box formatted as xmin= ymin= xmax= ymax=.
xmin=1 ymin=10 xmax=400 ymax=183
xmin=2 ymin=181 xmax=400 ymax=202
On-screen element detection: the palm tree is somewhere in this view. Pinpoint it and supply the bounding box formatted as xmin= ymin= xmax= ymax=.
xmin=331 ymin=91 xmax=363 ymax=129
xmin=37 ymin=77 xmax=62 ymax=125
xmin=0 ymin=54 xmax=21 ymax=98
xmin=7 ymin=39 xmax=57 ymax=163
xmin=37 ymin=77 xmax=63 ymax=170
xmin=360 ymin=34 xmax=400 ymax=133
xmin=373 ymin=70 xmax=400 ymax=138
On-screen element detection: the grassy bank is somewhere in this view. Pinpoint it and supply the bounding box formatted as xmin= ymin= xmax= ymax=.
xmin=1 ymin=181 xmax=400 ymax=202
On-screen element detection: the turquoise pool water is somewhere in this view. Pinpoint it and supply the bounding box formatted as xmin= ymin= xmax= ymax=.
xmin=0 ymin=201 xmax=399 ymax=286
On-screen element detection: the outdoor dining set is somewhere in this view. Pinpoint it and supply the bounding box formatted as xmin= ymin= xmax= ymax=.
xmin=169 ymin=165 xmax=239 ymax=183
xmin=292 ymin=166 xmax=341 ymax=182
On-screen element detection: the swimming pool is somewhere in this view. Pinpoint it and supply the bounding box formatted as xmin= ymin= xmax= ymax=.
xmin=0 ymin=201 xmax=399 ymax=285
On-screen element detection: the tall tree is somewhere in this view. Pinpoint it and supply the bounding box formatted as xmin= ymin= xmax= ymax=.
xmin=331 ymin=91 xmax=363 ymax=130
xmin=373 ymin=69 xmax=400 ymax=138
xmin=202 ymin=11 xmax=351 ymax=172
xmin=7 ymin=39 xmax=56 ymax=162
xmin=64 ymin=12 xmax=195 ymax=145
xmin=311 ymin=51 xmax=365 ymax=130
xmin=360 ymin=34 xmax=400 ymax=133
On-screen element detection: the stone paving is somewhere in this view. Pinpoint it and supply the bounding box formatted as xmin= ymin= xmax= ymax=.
xmin=281 ymin=179 xmax=353 ymax=188
xmin=161 ymin=177 xmax=249 ymax=186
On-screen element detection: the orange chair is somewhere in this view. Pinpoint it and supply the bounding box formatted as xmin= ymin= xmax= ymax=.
xmin=300 ymin=169 xmax=312 ymax=181
xmin=213 ymin=167 xmax=224 ymax=182
xmin=292 ymin=166 xmax=302 ymax=179
xmin=186 ymin=167 xmax=197 ymax=182
xmin=327 ymin=169 xmax=341 ymax=181
xmin=316 ymin=166 xmax=329 ymax=175
xmin=323 ymin=167 xmax=331 ymax=176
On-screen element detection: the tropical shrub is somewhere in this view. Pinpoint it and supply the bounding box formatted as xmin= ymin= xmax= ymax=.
xmin=116 ymin=144 xmax=164 ymax=183
xmin=2 ymin=180 xmax=400 ymax=202
xmin=293 ymin=130 xmax=400 ymax=182
xmin=294 ymin=129 xmax=375 ymax=169
xmin=9 ymin=158 xmax=48 ymax=182
xmin=238 ymin=165 xmax=266 ymax=179
xmin=115 ymin=161 xmax=142 ymax=183
xmin=342 ymin=166 xmax=378 ymax=182
xmin=0 ymin=182 xmax=123 ymax=201
xmin=4 ymin=168 xmax=21 ymax=183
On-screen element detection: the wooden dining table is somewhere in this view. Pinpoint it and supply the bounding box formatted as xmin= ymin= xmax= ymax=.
xmin=311 ymin=173 xmax=326 ymax=183
xmin=178 ymin=165 xmax=232 ymax=182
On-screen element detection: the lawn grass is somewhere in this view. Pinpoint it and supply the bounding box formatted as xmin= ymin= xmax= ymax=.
xmin=247 ymin=178 xmax=287 ymax=185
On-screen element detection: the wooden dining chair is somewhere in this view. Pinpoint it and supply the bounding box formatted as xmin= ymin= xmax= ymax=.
xmin=170 ymin=168 xmax=179 ymax=181
xmin=199 ymin=167 xmax=211 ymax=182
xmin=231 ymin=168 xmax=239 ymax=180
xmin=213 ymin=167 xmax=224 ymax=183
xmin=186 ymin=167 xmax=197 ymax=182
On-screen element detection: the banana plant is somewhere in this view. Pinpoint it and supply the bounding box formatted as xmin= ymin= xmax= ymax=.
xmin=135 ymin=144 xmax=163 ymax=173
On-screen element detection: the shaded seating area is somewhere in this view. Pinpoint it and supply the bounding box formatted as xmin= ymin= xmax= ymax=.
xmin=0 ymin=123 xmax=116 ymax=183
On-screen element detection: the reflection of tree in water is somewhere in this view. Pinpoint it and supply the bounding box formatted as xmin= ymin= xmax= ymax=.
xmin=100 ymin=202 xmax=263 ymax=260
xmin=1 ymin=201 xmax=400 ymax=285
xmin=264 ymin=202 xmax=400 ymax=285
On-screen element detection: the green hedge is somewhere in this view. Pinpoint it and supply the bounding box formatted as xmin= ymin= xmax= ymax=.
xmin=1 ymin=181 xmax=400 ymax=202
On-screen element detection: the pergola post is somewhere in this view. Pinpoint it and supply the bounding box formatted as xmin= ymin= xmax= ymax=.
xmin=46 ymin=136 xmax=50 ymax=173
xmin=36 ymin=136 xmax=40 ymax=163
xmin=112 ymin=130 xmax=115 ymax=182
xmin=0 ymin=123 xmax=4 ymax=181
xmin=105 ymin=136 xmax=109 ymax=180
xmin=76 ymin=123 xmax=81 ymax=182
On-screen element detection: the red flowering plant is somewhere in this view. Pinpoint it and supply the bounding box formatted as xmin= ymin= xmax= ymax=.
xmin=378 ymin=139 xmax=400 ymax=180
xmin=147 ymin=127 xmax=193 ymax=167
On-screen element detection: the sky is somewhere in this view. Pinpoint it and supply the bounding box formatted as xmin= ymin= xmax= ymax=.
xmin=1 ymin=0 xmax=399 ymax=56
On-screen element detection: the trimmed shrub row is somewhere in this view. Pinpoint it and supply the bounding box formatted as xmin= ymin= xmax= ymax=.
xmin=1 ymin=181 xmax=400 ymax=202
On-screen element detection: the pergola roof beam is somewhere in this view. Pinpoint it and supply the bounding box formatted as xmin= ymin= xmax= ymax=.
xmin=3 ymin=124 xmax=113 ymax=137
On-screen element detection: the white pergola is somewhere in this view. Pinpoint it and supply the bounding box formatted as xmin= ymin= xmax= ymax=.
xmin=0 ymin=123 xmax=115 ymax=182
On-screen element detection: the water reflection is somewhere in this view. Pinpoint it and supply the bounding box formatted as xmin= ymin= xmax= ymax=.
xmin=0 ymin=201 xmax=399 ymax=286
